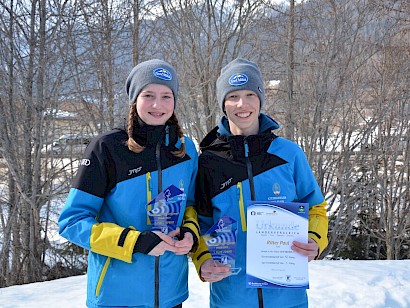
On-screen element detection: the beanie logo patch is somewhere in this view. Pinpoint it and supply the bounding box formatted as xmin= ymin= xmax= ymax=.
xmin=229 ymin=73 xmax=248 ymax=86
xmin=153 ymin=68 xmax=172 ymax=81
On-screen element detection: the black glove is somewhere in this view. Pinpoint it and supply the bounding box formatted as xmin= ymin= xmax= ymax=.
xmin=133 ymin=231 xmax=162 ymax=254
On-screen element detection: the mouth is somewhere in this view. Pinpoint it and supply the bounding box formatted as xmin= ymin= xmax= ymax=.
xmin=149 ymin=112 xmax=166 ymax=118
xmin=235 ymin=112 xmax=252 ymax=118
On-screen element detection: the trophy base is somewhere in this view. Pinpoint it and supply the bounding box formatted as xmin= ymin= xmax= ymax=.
xmin=211 ymin=267 xmax=241 ymax=276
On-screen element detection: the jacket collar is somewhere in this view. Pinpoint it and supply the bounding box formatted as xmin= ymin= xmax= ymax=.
xmin=200 ymin=113 xmax=279 ymax=159
xmin=133 ymin=118 xmax=178 ymax=148
xmin=216 ymin=113 xmax=280 ymax=138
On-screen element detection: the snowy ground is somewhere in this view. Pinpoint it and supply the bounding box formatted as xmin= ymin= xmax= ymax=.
xmin=0 ymin=260 xmax=409 ymax=308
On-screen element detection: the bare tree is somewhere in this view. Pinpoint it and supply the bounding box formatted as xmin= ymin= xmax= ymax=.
xmin=153 ymin=0 xmax=263 ymax=142
xmin=262 ymin=0 xmax=409 ymax=259
xmin=0 ymin=0 xmax=77 ymax=285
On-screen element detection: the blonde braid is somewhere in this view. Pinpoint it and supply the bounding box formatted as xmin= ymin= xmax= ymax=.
xmin=126 ymin=104 xmax=145 ymax=153
xmin=169 ymin=113 xmax=186 ymax=158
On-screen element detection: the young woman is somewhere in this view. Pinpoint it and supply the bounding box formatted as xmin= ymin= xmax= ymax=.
xmin=59 ymin=59 xmax=200 ymax=308
xmin=192 ymin=58 xmax=328 ymax=307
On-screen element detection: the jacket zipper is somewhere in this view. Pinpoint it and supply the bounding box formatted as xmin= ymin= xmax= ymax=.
xmin=244 ymin=139 xmax=255 ymax=201
xmin=244 ymin=138 xmax=264 ymax=308
xmin=154 ymin=128 xmax=166 ymax=308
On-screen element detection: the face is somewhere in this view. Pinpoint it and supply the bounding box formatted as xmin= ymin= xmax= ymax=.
xmin=224 ymin=90 xmax=260 ymax=136
xmin=136 ymin=84 xmax=175 ymax=125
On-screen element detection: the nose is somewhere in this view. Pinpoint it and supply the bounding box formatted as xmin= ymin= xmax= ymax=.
xmin=237 ymin=96 xmax=246 ymax=108
xmin=152 ymin=97 xmax=161 ymax=108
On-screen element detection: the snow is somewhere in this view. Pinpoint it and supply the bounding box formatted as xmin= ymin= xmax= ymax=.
xmin=44 ymin=109 xmax=78 ymax=119
xmin=0 ymin=259 xmax=409 ymax=308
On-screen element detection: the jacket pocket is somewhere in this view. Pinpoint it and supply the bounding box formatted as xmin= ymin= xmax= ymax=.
xmin=237 ymin=182 xmax=247 ymax=232
xmin=95 ymin=256 xmax=111 ymax=297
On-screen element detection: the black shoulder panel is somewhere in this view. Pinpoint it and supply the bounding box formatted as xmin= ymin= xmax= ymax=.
xmin=72 ymin=129 xmax=191 ymax=198
xmin=195 ymin=148 xmax=287 ymax=216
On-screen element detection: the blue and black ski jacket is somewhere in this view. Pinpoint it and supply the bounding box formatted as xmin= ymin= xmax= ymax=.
xmin=192 ymin=113 xmax=328 ymax=308
xmin=59 ymin=123 xmax=199 ymax=308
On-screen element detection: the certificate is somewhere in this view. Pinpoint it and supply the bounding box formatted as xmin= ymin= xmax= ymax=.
xmin=246 ymin=201 xmax=309 ymax=289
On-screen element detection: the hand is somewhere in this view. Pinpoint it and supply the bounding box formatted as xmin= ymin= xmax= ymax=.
xmin=168 ymin=227 xmax=194 ymax=255
xmin=291 ymin=238 xmax=319 ymax=262
xmin=200 ymin=259 xmax=231 ymax=283
xmin=148 ymin=231 xmax=177 ymax=256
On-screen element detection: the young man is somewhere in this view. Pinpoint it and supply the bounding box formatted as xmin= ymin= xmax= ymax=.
xmin=192 ymin=58 xmax=328 ymax=308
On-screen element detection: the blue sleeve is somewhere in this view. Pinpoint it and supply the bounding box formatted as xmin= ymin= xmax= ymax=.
xmin=58 ymin=188 xmax=103 ymax=250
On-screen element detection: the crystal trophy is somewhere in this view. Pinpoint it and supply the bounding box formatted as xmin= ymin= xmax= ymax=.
xmin=146 ymin=184 xmax=183 ymax=235
xmin=203 ymin=215 xmax=241 ymax=275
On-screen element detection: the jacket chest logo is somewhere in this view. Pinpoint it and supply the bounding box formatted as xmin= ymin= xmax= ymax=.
xmin=220 ymin=177 xmax=233 ymax=190
xmin=128 ymin=166 xmax=142 ymax=176
xmin=273 ymin=183 xmax=280 ymax=196
xmin=80 ymin=159 xmax=91 ymax=166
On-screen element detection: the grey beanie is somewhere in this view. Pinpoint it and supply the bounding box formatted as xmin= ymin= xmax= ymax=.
xmin=216 ymin=58 xmax=265 ymax=112
xmin=126 ymin=59 xmax=179 ymax=106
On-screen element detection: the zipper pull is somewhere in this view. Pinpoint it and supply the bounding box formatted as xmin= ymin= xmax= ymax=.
xmin=244 ymin=138 xmax=249 ymax=158
xmin=165 ymin=125 xmax=169 ymax=146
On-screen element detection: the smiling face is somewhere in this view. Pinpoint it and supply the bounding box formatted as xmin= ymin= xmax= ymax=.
xmin=136 ymin=84 xmax=175 ymax=125
xmin=224 ymin=89 xmax=260 ymax=136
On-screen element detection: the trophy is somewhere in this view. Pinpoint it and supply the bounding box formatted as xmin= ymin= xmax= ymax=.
xmin=203 ymin=215 xmax=241 ymax=275
xmin=146 ymin=184 xmax=184 ymax=235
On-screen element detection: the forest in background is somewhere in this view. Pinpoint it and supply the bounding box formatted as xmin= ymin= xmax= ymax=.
xmin=0 ymin=0 xmax=408 ymax=287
